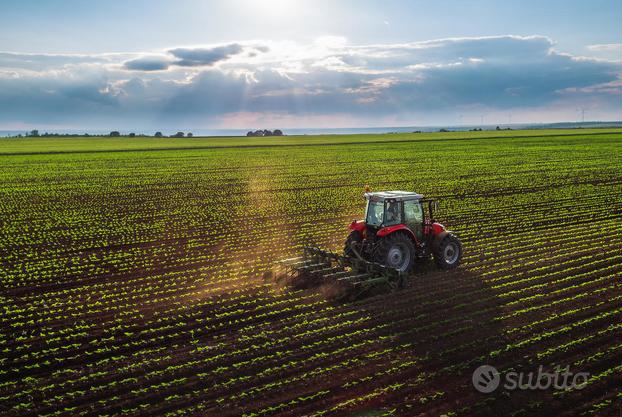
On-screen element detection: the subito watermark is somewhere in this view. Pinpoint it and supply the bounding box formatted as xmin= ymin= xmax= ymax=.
xmin=472 ymin=365 xmax=589 ymax=393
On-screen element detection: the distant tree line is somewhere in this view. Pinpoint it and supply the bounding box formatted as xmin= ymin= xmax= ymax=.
xmin=11 ymin=127 xmax=519 ymax=139
xmin=23 ymin=130 xmax=99 ymax=138
xmin=246 ymin=129 xmax=284 ymax=137
xmin=110 ymin=131 xmax=194 ymax=138
xmin=20 ymin=130 xmax=196 ymax=138
xmin=21 ymin=129 xmax=285 ymax=138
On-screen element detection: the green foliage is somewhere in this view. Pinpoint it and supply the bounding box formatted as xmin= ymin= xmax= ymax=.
xmin=1 ymin=129 xmax=621 ymax=416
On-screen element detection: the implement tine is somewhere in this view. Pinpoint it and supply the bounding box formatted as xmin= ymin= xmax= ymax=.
xmin=277 ymin=256 xmax=305 ymax=265
xmin=276 ymin=245 xmax=407 ymax=300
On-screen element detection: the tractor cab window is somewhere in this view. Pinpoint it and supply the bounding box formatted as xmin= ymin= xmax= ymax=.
xmin=384 ymin=200 xmax=401 ymax=226
xmin=404 ymin=200 xmax=424 ymax=240
xmin=366 ymin=200 xmax=384 ymax=227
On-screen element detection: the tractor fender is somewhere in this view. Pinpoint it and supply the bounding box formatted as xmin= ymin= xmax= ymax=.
xmin=432 ymin=230 xmax=453 ymax=251
xmin=377 ymin=224 xmax=418 ymax=243
xmin=349 ymin=220 xmax=366 ymax=233
xmin=431 ymin=222 xmax=446 ymax=235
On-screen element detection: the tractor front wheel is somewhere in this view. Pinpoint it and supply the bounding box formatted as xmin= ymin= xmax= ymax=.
xmin=433 ymin=233 xmax=462 ymax=269
xmin=374 ymin=232 xmax=415 ymax=273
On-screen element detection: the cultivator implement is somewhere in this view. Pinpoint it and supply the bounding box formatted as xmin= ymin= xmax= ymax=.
xmin=274 ymin=246 xmax=407 ymax=301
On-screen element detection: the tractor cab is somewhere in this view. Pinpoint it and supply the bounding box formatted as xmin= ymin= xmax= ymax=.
xmin=347 ymin=190 xmax=461 ymax=272
xmin=362 ymin=191 xmax=439 ymax=241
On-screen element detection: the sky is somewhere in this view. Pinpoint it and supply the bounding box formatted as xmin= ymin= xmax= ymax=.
xmin=1 ymin=0 xmax=622 ymax=131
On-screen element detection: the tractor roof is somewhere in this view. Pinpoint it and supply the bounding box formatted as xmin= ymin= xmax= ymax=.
xmin=364 ymin=190 xmax=424 ymax=201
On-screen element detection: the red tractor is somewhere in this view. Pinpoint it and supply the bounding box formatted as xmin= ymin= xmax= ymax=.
xmin=276 ymin=190 xmax=462 ymax=300
xmin=345 ymin=190 xmax=462 ymax=272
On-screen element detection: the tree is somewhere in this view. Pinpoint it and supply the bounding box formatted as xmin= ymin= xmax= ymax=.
xmin=186 ymin=132 xmax=193 ymax=137
xmin=129 ymin=132 xmax=136 ymax=137
xmin=173 ymin=132 xmax=185 ymax=138
xmin=29 ymin=129 xmax=39 ymax=137
xmin=246 ymin=129 xmax=284 ymax=137
xmin=110 ymin=131 xmax=120 ymax=137
xmin=154 ymin=132 xmax=163 ymax=137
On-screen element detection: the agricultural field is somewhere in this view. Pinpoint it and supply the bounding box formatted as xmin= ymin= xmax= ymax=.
xmin=1 ymin=129 xmax=622 ymax=416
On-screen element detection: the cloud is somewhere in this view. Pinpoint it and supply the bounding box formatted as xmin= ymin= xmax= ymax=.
xmin=0 ymin=70 xmax=119 ymax=127
xmin=587 ymin=43 xmax=622 ymax=52
xmin=0 ymin=51 xmax=111 ymax=71
xmin=1 ymin=35 xmax=622 ymax=128
xmin=122 ymin=43 xmax=258 ymax=71
xmin=123 ymin=55 xmax=172 ymax=71
xmin=169 ymin=43 xmax=244 ymax=67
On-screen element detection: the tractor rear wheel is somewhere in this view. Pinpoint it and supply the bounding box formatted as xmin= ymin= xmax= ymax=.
xmin=433 ymin=233 xmax=462 ymax=269
xmin=374 ymin=232 xmax=415 ymax=273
